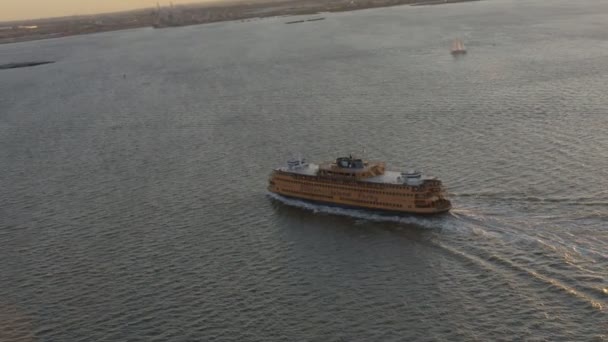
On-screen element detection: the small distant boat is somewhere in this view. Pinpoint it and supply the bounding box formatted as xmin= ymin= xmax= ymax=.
xmin=285 ymin=17 xmax=325 ymax=24
xmin=450 ymin=39 xmax=467 ymax=55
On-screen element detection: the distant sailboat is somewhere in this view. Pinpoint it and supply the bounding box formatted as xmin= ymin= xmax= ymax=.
xmin=451 ymin=39 xmax=467 ymax=55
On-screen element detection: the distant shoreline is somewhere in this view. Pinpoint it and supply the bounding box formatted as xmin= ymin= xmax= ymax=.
xmin=0 ymin=0 xmax=479 ymax=45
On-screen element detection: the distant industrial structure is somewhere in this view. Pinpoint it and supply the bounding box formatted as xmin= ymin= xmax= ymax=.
xmin=153 ymin=2 xmax=183 ymax=28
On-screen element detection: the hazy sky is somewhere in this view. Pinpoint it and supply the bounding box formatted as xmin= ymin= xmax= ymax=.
xmin=2 ymin=0 xmax=213 ymax=22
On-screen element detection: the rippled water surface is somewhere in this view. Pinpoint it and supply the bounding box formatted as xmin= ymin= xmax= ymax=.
xmin=1 ymin=0 xmax=607 ymax=340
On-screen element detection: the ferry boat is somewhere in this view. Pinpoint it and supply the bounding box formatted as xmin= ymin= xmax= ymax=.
xmin=268 ymin=155 xmax=451 ymax=215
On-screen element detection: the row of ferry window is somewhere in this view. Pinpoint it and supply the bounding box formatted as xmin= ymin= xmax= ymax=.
xmin=281 ymin=189 xmax=332 ymax=200
xmin=339 ymin=197 xmax=403 ymax=208
xmin=320 ymin=171 xmax=367 ymax=177
xmin=279 ymin=188 xmax=404 ymax=208
xmin=279 ymin=178 xmax=427 ymax=194
xmin=285 ymin=175 xmax=425 ymax=190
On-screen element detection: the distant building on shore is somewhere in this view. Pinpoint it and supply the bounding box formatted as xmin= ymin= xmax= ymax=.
xmin=153 ymin=2 xmax=183 ymax=28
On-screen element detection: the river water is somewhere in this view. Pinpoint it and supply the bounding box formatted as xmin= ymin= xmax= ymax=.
xmin=1 ymin=0 xmax=606 ymax=340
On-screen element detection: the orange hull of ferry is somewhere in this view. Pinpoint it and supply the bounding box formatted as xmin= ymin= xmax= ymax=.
xmin=268 ymin=156 xmax=451 ymax=215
